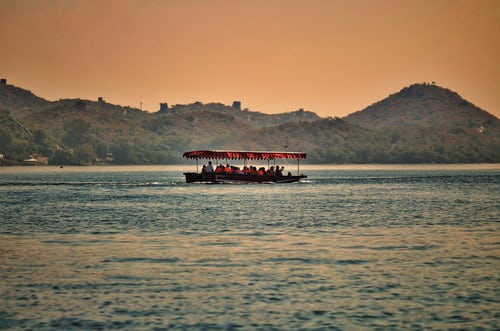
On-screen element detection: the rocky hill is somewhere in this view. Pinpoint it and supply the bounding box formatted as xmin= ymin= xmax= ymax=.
xmin=0 ymin=81 xmax=50 ymax=115
xmin=163 ymin=102 xmax=321 ymax=128
xmin=0 ymin=80 xmax=499 ymax=164
xmin=343 ymin=83 xmax=499 ymax=162
xmin=345 ymin=83 xmax=497 ymax=130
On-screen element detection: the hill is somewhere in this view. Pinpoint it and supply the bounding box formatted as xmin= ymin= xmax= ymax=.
xmin=345 ymin=83 xmax=497 ymax=130
xmin=0 ymin=80 xmax=499 ymax=164
xmin=164 ymin=102 xmax=321 ymax=128
xmin=0 ymin=81 xmax=49 ymax=115
xmin=0 ymin=82 xmax=323 ymax=164
xmin=343 ymin=83 xmax=500 ymax=162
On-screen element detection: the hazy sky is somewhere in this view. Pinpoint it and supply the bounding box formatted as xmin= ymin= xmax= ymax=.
xmin=1 ymin=0 xmax=499 ymax=118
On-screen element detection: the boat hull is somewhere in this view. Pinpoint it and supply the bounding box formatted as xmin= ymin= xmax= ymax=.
xmin=183 ymin=172 xmax=306 ymax=184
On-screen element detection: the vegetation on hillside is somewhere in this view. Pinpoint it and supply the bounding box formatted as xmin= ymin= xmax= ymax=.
xmin=0 ymin=82 xmax=499 ymax=165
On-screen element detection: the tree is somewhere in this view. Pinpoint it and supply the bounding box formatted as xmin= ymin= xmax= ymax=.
xmin=110 ymin=141 xmax=140 ymax=164
xmin=75 ymin=143 xmax=96 ymax=164
xmin=0 ymin=128 xmax=12 ymax=151
xmin=51 ymin=149 xmax=73 ymax=165
xmin=33 ymin=129 xmax=46 ymax=145
xmin=62 ymin=119 xmax=92 ymax=147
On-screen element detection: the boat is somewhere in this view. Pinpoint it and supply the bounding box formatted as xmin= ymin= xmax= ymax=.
xmin=183 ymin=150 xmax=307 ymax=183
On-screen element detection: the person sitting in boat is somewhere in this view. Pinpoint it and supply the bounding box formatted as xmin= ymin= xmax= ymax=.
xmin=215 ymin=164 xmax=225 ymax=173
xmin=205 ymin=161 xmax=214 ymax=173
xmin=275 ymin=165 xmax=283 ymax=176
xmin=233 ymin=166 xmax=244 ymax=175
xmin=267 ymin=166 xmax=275 ymax=175
xmin=257 ymin=167 xmax=265 ymax=176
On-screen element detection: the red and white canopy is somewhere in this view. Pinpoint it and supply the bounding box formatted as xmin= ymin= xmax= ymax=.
xmin=183 ymin=150 xmax=306 ymax=160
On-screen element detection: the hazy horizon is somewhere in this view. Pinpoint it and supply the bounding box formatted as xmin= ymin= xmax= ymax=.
xmin=1 ymin=0 xmax=499 ymax=118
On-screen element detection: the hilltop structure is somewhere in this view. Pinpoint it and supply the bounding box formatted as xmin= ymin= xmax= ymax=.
xmin=159 ymin=103 xmax=169 ymax=113
xmin=232 ymin=101 xmax=241 ymax=110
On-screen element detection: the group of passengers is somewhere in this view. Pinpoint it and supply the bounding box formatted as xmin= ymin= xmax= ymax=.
xmin=201 ymin=161 xmax=285 ymax=176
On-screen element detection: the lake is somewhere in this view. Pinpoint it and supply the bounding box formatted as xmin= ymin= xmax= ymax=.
xmin=1 ymin=164 xmax=499 ymax=330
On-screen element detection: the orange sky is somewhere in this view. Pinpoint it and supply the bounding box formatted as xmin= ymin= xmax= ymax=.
xmin=1 ymin=0 xmax=499 ymax=118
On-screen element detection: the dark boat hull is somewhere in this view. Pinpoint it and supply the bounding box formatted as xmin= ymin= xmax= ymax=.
xmin=184 ymin=172 xmax=306 ymax=184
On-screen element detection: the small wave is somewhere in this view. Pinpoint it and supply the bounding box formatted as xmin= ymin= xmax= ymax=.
xmin=335 ymin=259 xmax=375 ymax=265
xmin=46 ymin=317 xmax=134 ymax=330
xmin=199 ymin=240 xmax=239 ymax=247
xmin=102 ymin=257 xmax=181 ymax=263
xmin=265 ymin=257 xmax=337 ymax=265
xmin=371 ymin=244 xmax=439 ymax=251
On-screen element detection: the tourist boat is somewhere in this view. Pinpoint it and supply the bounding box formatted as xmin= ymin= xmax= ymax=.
xmin=183 ymin=150 xmax=307 ymax=183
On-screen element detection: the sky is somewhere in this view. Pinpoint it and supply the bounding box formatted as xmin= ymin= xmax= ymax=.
xmin=1 ymin=0 xmax=499 ymax=118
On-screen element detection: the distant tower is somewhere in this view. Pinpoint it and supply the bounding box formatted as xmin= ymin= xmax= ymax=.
xmin=232 ymin=101 xmax=241 ymax=110
xmin=0 ymin=78 xmax=6 ymax=85
xmin=98 ymin=97 xmax=104 ymax=103
xmin=159 ymin=103 xmax=169 ymax=113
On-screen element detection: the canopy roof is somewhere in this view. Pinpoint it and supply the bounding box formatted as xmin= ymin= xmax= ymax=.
xmin=183 ymin=150 xmax=306 ymax=160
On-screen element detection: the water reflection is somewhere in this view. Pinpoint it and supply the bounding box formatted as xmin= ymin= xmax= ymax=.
xmin=1 ymin=225 xmax=498 ymax=330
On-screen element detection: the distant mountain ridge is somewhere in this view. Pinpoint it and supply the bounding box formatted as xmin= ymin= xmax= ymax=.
xmin=160 ymin=101 xmax=321 ymax=128
xmin=346 ymin=83 xmax=497 ymax=130
xmin=0 ymin=80 xmax=499 ymax=164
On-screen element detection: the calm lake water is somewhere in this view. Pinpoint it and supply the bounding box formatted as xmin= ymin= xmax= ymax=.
xmin=1 ymin=164 xmax=499 ymax=330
